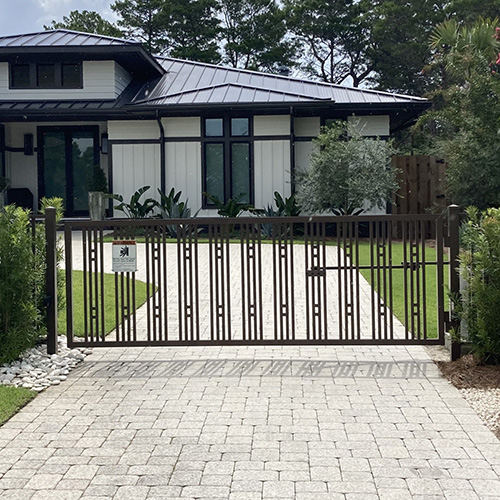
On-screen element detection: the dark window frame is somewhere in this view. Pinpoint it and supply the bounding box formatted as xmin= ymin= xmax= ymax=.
xmin=10 ymin=61 xmax=83 ymax=89
xmin=202 ymin=116 xmax=253 ymax=208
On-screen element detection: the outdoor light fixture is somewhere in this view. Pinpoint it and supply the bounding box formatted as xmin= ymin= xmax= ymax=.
xmin=101 ymin=133 xmax=108 ymax=154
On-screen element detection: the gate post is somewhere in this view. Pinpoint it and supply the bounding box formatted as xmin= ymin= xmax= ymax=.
xmin=45 ymin=207 xmax=58 ymax=355
xmin=448 ymin=204 xmax=461 ymax=361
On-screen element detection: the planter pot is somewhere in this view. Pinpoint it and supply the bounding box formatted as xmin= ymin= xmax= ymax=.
xmin=88 ymin=191 xmax=106 ymax=220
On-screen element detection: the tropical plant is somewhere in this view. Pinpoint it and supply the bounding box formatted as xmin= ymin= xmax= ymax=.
xmin=273 ymin=192 xmax=301 ymax=216
xmin=112 ymin=186 xmax=156 ymax=218
xmin=156 ymin=188 xmax=199 ymax=237
xmin=205 ymin=193 xmax=255 ymax=217
xmin=297 ymin=121 xmax=398 ymax=215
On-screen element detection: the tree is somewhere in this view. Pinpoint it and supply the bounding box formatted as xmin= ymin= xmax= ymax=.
xmin=418 ymin=19 xmax=500 ymax=209
xmin=44 ymin=10 xmax=123 ymax=37
xmin=219 ymin=0 xmax=297 ymax=72
xmin=446 ymin=0 xmax=500 ymax=24
xmin=112 ymin=0 xmax=220 ymax=61
xmin=368 ymin=0 xmax=447 ymax=95
xmin=167 ymin=0 xmax=220 ymax=63
xmin=111 ymin=0 xmax=169 ymax=53
xmin=297 ymin=121 xmax=398 ymax=215
xmin=284 ymin=0 xmax=372 ymax=86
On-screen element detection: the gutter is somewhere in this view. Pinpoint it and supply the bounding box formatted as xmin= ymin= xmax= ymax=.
xmin=156 ymin=110 xmax=166 ymax=193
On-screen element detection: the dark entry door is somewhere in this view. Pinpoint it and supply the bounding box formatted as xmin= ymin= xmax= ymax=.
xmin=39 ymin=126 xmax=99 ymax=216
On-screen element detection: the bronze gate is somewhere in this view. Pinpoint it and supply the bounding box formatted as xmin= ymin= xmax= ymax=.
xmin=65 ymin=213 xmax=458 ymax=348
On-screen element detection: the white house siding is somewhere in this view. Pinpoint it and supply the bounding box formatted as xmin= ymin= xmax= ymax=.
xmin=4 ymin=121 xmax=107 ymax=211
xmin=254 ymin=115 xmax=289 ymax=136
xmin=294 ymin=141 xmax=317 ymax=174
xmin=0 ymin=61 xmax=129 ymax=100
xmin=108 ymin=120 xmax=159 ymax=141
xmin=254 ymin=140 xmax=291 ymax=208
xmin=162 ymin=117 xmax=200 ymax=138
xmin=348 ymin=115 xmax=390 ymax=136
xmin=112 ymin=144 xmax=161 ymax=208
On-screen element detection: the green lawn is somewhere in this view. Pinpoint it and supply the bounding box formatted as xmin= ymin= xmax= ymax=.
xmin=0 ymin=386 xmax=36 ymax=426
xmin=59 ymin=270 xmax=150 ymax=338
xmin=355 ymin=241 xmax=449 ymax=339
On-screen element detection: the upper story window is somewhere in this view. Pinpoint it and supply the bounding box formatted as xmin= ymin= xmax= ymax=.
xmin=10 ymin=62 xmax=82 ymax=89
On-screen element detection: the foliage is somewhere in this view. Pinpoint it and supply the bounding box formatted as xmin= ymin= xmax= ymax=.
xmin=297 ymin=121 xmax=398 ymax=215
xmin=0 ymin=206 xmax=45 ymax=364
xmin=87 ymin=165 xmax=108 ymax=193
xmin=220 ymin=0 xmax=296 ymax=72
xmin=368 ymin=0 xmax=447 ymax=95
xmin=417 ymin=19 xmax=500 ymax=209
xmin=44 ymin=10 xmax=123 ymax=37
xmin=446 ymin=0 xmax=500 ymax=25
xmin=112 ymin=0 xmax=220 ymax=61
xmin=156 ymin=188 xmax=199 ymax=237
xmin=273 ymin=192 xmax=301 ymax=217
xmin=284 ymin=0 xmax=371 ymax=86
xmin=112 ymin=186 xmax=156 ymax=218
xmin=0 ymin=386 xmax=36 ymax=426
xmin=205 ymin=193 xmax=254 ymax=217
xmin=458 ymin=207 xmax=500 ymax=363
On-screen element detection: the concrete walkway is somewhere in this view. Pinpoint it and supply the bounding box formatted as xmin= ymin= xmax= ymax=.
xmin=1 ymin=344 xmax=500 ymax=499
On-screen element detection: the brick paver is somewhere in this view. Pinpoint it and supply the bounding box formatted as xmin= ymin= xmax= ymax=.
xmin=1 ymin=344 xmax=500 ymax=499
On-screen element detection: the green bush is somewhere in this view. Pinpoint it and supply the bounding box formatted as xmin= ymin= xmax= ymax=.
xmin=0 ymin=206 xmax=45 ymax=364
xmin=459 ymin=206 xmax=500 ymax=363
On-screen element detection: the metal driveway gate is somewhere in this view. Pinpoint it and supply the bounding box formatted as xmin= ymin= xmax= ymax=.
xmin=65 ymin=212 xmax=459 ymax=348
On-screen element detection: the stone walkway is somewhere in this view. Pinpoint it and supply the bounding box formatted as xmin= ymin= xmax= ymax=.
xmin=1 ymin=344 xmax=500 ymax=499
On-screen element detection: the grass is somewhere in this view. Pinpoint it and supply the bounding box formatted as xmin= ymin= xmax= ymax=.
xmin=59 ymin=270 xmax=150 ymax=337
xmin=356 ymin=241 xmax=448 ymax=339
xmin=0 ymin=386 xmax=36 ymax=426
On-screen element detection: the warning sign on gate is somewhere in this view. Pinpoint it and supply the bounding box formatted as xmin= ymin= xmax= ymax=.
xmin=112 ymin=240 xmax=137 ymax=272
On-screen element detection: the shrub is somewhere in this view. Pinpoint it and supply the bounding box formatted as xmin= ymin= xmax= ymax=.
xmin=459 ymin=206 xmax=500 ymax=363
xmin=112 ymin=186 xmax=156 ymax=218
xmin=297 ymin=121 xmax=398 ymax=215
xmin=0 ymin=206 xmax=45 ymax=364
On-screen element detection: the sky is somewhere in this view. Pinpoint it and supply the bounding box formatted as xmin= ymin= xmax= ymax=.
xmin=0 ymin=0 xmax=117 ymax=36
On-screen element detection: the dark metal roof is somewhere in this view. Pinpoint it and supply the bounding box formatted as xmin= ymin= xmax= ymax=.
xmin=131 ymin=57 xmax=428 ymax=107
xmin=0 ymin=29 xmax=138 ymax=48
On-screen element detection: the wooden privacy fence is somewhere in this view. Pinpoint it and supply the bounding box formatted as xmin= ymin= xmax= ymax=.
xmin=392 ymin=155 xmax=447 ymax=216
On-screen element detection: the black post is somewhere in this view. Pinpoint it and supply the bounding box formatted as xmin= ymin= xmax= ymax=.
xmin=45 ymin=207 xmax=58 ymax=355
xmin=448 ymin=204 xmax=461 ymax=361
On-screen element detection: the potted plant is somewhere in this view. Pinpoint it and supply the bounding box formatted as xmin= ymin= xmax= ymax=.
xmin=0 ymin=176 xmax=9 ymax=210
xmin=87 ymin=165 xmax=108 ymax=220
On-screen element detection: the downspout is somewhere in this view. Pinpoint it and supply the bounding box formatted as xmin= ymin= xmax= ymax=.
xmin=290 ymin=106 xmax=295 ymax=194
xmin=156 ymin=110 xmax=166 ymax=193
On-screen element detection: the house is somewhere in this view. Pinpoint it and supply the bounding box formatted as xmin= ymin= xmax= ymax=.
xmin=0 ymin=29 xmax=430 ymax=217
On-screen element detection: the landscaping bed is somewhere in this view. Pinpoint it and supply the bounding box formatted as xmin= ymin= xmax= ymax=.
xmin=426 ymin=346 xmax=500 ymax=440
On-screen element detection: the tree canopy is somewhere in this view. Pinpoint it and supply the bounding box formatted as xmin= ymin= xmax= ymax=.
xmin=44 ymin=10 xmax=123 ymax=37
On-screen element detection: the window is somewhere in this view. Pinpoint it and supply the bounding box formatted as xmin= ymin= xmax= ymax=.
xmin=203 ymin=117 xmax=252 ymax=206
xmin=10 ymin=62 xmax=82 ymax=89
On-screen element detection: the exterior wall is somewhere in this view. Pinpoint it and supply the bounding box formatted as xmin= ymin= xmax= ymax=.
xmin=162 ymin=117 xmax=200 ymax=137
xmin=108 ymin=120 xmax=159 ymax=140
xmin=348 ymin=115 xmax=390 ymax=136
xmin=4 ymin=121 xmax=107 ymax=211
xmin=112 ymin=144 xmax=161 ymax=209
xmin=254 ymin=140 xmax=291 ymax=208
xmin=0 ymin=61 xmax=130 ymax=100
xmin=254 ymin=115 xmax=289 ymax=136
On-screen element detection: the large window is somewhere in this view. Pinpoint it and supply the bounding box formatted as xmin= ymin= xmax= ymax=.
xmin=10 ymin=62 xmax=82 ymax=89
xmin=203 ymin=117 xmax=252 ymax=206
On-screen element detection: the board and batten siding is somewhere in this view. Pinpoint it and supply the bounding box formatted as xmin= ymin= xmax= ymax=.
xmin=112 ymin=144 xmax=161 ymax=207
xmin=0 ymin=61 xmax=130 ymax=100
xmin=254 ymin=140 xmax=291 ymax=208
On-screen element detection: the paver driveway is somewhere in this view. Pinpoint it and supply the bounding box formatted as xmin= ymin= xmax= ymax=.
xmin=1 ymin=344 xmax=500 ymax=499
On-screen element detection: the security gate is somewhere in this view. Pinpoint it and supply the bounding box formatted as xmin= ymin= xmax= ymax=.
xmin=64 ymin=213 xmax=458 ymax=348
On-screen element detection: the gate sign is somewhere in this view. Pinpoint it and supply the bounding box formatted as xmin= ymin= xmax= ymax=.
xmin=112 ymin=240 xmax=137 ymax=272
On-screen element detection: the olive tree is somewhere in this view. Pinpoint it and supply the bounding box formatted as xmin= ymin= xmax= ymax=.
xmin=297 ymin=121 xmax=398 ymax=215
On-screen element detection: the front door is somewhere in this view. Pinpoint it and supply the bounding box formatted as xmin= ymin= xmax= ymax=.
xmin=38 ymin=126 xmax=99 ymax=216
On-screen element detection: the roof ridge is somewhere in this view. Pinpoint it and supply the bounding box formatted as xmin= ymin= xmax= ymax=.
xmin=0 ymin=29 xmax=139 ymax=45
xmin=134 ymin=81 xmax=333 ymax=104
xmin=155 ymin=56 xmax=427 ymax=101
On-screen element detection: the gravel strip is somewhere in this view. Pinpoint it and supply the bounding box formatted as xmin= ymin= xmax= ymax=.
xmin=0 ymin=337 xmax=91 ymax=392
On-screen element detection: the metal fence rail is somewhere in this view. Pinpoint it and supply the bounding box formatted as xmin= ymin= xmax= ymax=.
xmin=64 ymin=213 xmax=456 ymax=348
